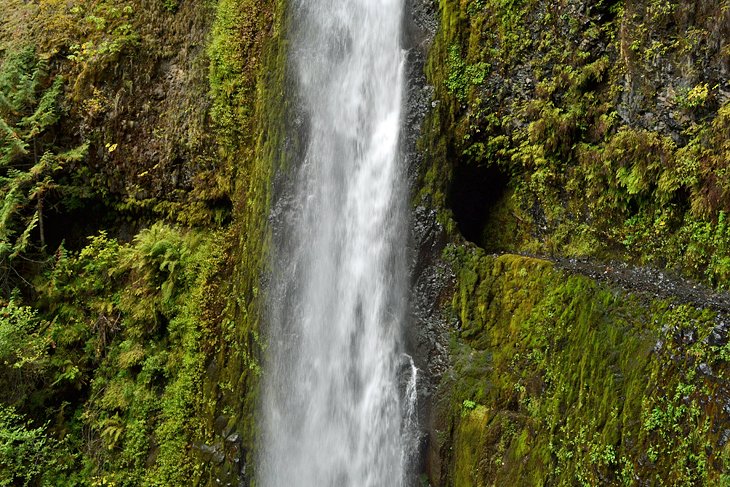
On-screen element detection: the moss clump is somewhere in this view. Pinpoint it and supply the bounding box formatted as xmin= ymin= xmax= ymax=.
xmin=435 ymin=249 xmax=730 ymax=485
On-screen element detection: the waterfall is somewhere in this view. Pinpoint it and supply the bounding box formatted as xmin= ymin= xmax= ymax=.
xmin=260 ymin=0 xmax=416 ymax=485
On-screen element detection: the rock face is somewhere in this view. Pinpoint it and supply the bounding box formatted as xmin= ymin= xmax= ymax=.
xmin=424 ymin=250 xmax=730 ymax=485
xmin=402 ymin=0 xmax=454 ymax=479
xmin=409 ymin=0 xmax=730 ymax=485
xmin=419 ymin=0 xmax=730 ymax=276
xmin=0 ymin=0 xmax=284 ymax=485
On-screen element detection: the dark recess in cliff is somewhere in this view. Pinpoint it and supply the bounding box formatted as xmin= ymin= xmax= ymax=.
xmin=448 ymin=162 xmax=508 ymax=247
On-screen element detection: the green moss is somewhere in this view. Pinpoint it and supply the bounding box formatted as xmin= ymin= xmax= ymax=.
xmin=435 ymin=249 xmax=729 ymax=485
xmin=453 ymin=404 xmax=489 ymax=487
xmin=202 ymin=0 xmax=288 ymax=481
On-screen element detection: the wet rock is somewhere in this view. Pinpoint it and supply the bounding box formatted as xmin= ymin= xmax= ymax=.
xmin=197 ymin=443 xmax=220 ymax=463
xmin=699 ymin=363 xmax=712 ymax=376
xmin=554 ymin=256 xmax=730 ymax=316
xmin=153 ymin=85 xmax=166 ymax=100
xmin=708 ymin=320 xmax=729 ymax=347
xmin=207 ymin=357 xmax=219 ymax=376
xmin=681 ymin=328 xmax=697 ymax=345
xmin=214 ymin=415 xmax=229 ymax=435
xmin=214 ymin=450 xmax=225 ymax=465
xmin=720 ymin=429 xmax=730 ymax=447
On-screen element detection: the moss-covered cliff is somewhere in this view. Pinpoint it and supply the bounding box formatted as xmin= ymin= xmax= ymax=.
xmin=430 ymin=250 xmax=730 ymax=485
xmin=421 ymin=0 xmax=730 ymax=284
xmin=0 ymin=0 xmax=287 ymax=484
xmin=416 ymin=0 xmax=730 ymax=485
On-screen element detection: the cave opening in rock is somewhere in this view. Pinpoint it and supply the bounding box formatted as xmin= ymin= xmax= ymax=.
xmin=448 ymin=161 xmax=509 ymax=247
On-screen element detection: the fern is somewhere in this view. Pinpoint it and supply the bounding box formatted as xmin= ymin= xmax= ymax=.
xmin=0 ymin=47 xmax=43 ymax=118
xmin=0 ymin=48 xmax=78 ymax=289
xmin=19 ymin=76 xmax=62 ymax=138
xmin=0 ymin=116 xmax=28 ymax=167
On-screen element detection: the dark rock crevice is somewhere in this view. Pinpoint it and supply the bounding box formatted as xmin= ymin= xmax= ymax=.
xmin=447 ymin=163 xmax=509 ymax=248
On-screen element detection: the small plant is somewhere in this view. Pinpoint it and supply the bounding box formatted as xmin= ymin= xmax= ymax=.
xmin=462 ymin=399 xmax=477 ymax=415
xmin=647 ymin=446 xmax=659 ymax=462
xmin=675 ymin=83 xmax=710 ymax=110
xmin=0 ymin=47 xmax=91 ymax=294
xmin=445 ymin=45 xmax=488 ymax=101
xmin=162 ymin=0 xmax=178 ymax=13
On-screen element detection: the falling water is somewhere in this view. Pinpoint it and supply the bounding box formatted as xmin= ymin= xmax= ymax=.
xmin=260 ymin=0 xmax=416 ymax=485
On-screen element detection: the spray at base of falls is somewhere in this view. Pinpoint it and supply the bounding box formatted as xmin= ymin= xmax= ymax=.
xmin=260 ymin=0 xmax=418 ymax=485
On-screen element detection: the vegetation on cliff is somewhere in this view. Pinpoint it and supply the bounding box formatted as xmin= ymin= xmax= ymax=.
xmin=0 ymin=0 xmax=286 ymax=484
xmin=419 ymin=0 xmax=730 ymax=485
xmin=422 ymin=0 xmax=730 ymax=287
xmin=435 ymin=250 xmax=729 ymax=485
xmin=2 ymin=0 xmax=729 ymax=485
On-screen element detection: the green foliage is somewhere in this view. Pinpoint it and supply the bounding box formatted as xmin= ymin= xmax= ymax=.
xmin=0 ymin=47 xmax=90 ymax=296
xmin=461 ymin=399 xmax=477 ymax=415
xmin=423 ymin=0 xmax=730 ymax=287
xmin=31 ymin=224 xmax=230 ymax=484
xmin=675 ymin=83 xmax=710 ymax=110
xmin=439 ymin=250 xmax=729 ymax=485
xmin=0 ymin=298 xmax=46 ymax=370
xmin=0 ymin=0 xmax=286 ymax=483
xmin=0 ymin=298 xmax=50 ymax=411
xmin=0 ymin=0 xmax=288 ymax=482
xmin=161 ymin=0 xmax=179 ymax=13
xmin=0 ymin=405 xmax=70 ymax=486
xmin=445 ymin=45 xmax=488 ymax=101
xmin=0 ymin=47 xmax=50 ymax=166
xmin=59 ymin=2 xmax=140 ymax=95
xmin=128 ymin=223 xmax=199 ymax=309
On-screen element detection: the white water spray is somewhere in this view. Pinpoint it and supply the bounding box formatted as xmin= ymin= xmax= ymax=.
xmin=260 ymin=0 xmax=416 ymax=485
